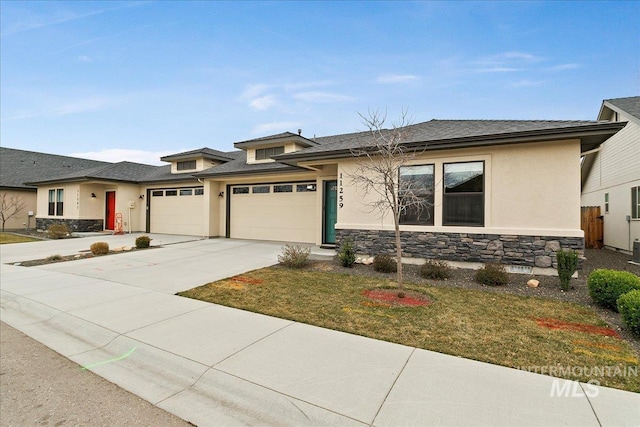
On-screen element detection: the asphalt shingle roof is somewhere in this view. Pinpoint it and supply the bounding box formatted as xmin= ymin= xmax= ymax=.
xmin=195 ymin=150 xmax=303 ymax=177
xmin=285 ymin=119 xmax=612 ymax=157
xmin=606 ymin=96 xmax=640 ymax=120
xmin=0 ymin=147 xmax=111 ymax=190
xmin=25 ymin=161 xmax=165 ymax=185
xmin=160 ymin=147 xmax=234 ymax=162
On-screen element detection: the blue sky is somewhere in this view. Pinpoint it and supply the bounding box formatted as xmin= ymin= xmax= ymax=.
xmin=1 ymin=1 xmax=638 ymax=165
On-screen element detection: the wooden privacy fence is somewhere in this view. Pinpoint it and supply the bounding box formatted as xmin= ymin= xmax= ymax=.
xmin=581 ymin=206 xmax=603 ymax=249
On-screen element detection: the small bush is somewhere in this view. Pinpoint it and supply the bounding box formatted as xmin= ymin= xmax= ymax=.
xmin=135 ymin=235 xmax=151 ymax=249
xmin=556 ymin=249 xmax=579 ymax=291
xmin=338 ymin=237 xmax=357 ymax=268
xmin=90 ymin=241 xmax=109 ymax=256
xmin=617 ymin=290 xmax=640 ymax=336
xmin=46 ymin=254 xmax=63 ymax=262
xmin=373 ymin=254 xmax=397 ymax=273
xmin=588 ymin=269 xmax=640 ymax=311
xmin=420 ymin=259 xmax=450 ymax=280
xmin=47 ymin=223 xmax=70 ymax=239
xmin=475 ymin=263 xmax=508 ymax=286
xmin=278 ymin=245 xmax=310 ymax=268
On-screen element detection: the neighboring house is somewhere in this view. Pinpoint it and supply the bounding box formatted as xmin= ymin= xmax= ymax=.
xmin=0 ymin=148 xmax=109 ymax=230
xmin=3 ymin=117 xmax=625 ymax=273
xmin=581 ymin=96 xmax=640 ymax=253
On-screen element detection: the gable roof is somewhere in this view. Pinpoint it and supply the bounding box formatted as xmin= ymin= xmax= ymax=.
xmin=277 ymin=119 xmax=625 ymax=163
xmin=160 ymin=147 xmax=234 ymax=162
xmin=233 ymin=132 xmax=319 ymax=149
xmin=194 ymin=150 xmax=305 ymax=178
xmin=598 ymin=96 xmax=640 ymax=122
xmin=25 ymin=161 xmax=164 ymax=185
xmin=0 ymin=147 xmax=111 ymax=190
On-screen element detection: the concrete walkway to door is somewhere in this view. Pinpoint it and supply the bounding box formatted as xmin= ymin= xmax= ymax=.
xmin=1 ymin=235 xmax=639 ymax=426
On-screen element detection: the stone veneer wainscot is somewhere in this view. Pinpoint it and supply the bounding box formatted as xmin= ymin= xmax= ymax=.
xmin=36 ymin=218 xmax=104 ymax=233
xmin=336 ymin=229 xmax=584 ymax=269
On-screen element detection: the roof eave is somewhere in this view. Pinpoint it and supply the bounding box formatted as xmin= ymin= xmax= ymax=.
xmin=276 ymin=122 xmax=627 ymax=164
xmin=233 ymin=134 xmax=319 ymax=150
xmin=195 ymin=165 xmax=306 ymax=179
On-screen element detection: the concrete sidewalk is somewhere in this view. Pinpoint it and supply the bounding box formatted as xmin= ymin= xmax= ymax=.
xmin=1 ymin=237 xmax=639 ymax=426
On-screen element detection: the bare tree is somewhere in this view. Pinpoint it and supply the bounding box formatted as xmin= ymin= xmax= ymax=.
xmin=349 ymin=110 xmax=432 ymax=296
xmin=0 ymin=193 xmax=27 ymax=232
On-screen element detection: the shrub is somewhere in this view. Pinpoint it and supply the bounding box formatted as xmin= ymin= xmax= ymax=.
xmin=617 ymin=290 xmax=640 ymax=336
xmin=420 ymin=259 xmax=450 ymax=280
xmin=475 ymin=263 xmax=508 ymax=286
xmin=47 ymin=223 xmax=70 ymax=239
xmin=556 ymin=249 xmax=579 ymax=291
xmin=90 ymin=241 xmax=109 ymax=255
xmin=135 ymin=235 xmax=151 ymax=249
xmin=46 ymin=254 xmax=63 ymax=262
xmin=278 ymin=245 xmax=310 ymax=268
xmin=338 ymin=237 xmax=357 ymax=268
xmin=373 ymin=254 xmax=397 ymax=273
xmin=588 ymin=269 xmax=640 ymax=311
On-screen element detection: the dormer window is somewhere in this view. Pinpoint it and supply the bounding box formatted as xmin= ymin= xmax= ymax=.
xmin=177 ymin=160 xmax=196 ymax=171
xmin=256 ymin=146 xmax=284 ymax=160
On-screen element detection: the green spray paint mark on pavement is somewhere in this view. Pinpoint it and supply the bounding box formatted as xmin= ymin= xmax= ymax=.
xmin=81 ymin=346 xmax=137 ymax=370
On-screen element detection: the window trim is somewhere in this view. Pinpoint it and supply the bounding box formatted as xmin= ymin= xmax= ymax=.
xmin=255 ymin=146 xmax=285 ymax=161
xmin=632 ymin=186 xmax=640 ymax=220
xmin=177 ymin=160 xmax=197 ymax=171
xmin=442 ymin=161 xmax=485 ymax=227
xmin=398 ymin=164 xmax=435 ymax=226
xmin=48 ymin=188 xmax=64 ymax=216
xmin=605 ymin=193 xmax=609 ymax=214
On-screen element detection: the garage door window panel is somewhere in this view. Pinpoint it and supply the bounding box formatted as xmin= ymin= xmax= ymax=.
xmin=274 ymin=185 xmax=293 ymax=193
xmin=233 ymin=187 xmax=249 ymax=194
xmin=253 ymin=186 xmax=270 ymax=194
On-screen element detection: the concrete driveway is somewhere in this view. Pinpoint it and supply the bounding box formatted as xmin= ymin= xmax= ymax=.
xmin=2 ymin=234 xmax=284 ymax=293
xmin=2 ymin=234 xmax=639 ymax=426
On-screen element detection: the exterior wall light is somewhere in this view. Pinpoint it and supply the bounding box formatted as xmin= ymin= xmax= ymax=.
xmin=218 ymin=191 xmax=224 ymax=198
xmin=91 ymin=193 xmax=97 ymax=198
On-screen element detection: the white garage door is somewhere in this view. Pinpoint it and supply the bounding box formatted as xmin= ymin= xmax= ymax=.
xmin=229 ymin=182 xmax=316 ymax=243
xmin=149 ymin=187 xmax=204 ymax=235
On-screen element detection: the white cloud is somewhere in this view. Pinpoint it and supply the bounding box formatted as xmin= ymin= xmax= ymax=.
xmin=239 ymin=84 xmax=271 ymax=101
xmin=250 ymin=95 xmax=278 ymax=110
xmin=548 ymin=63 xmax=580 ymax=71
xmin=509 ymin=79 xmax=544 ymax=88
xmin=252 ymin=121 xmax=300 ymax=135
xmin=293 ymin=91 xmax=354 ymax=103
xmin=50 ymin=97 xmax=112 ymax=117
xmin=68 ymin=149 xmax=178 ymax=166
xmin=475 ymin=67 xmax=522 ymax=73
xmin=376 ymin=74 xmax=419 ymax=84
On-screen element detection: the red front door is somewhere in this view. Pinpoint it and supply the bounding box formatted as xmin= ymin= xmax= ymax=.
xmin=105 ymin=191 xmax=116 ymax=230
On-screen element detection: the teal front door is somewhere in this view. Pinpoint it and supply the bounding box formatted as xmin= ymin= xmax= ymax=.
xmin=324 ymin=180 xmax=337 ymax=244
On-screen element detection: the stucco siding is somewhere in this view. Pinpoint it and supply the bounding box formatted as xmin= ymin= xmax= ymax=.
xmin=337 ymin=139 xmax=582 ymax=237
xmin=0 ymin=189 xmax=37 ymax=230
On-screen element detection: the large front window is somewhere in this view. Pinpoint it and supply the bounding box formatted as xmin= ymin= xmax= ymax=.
xmin=48 ymin=188 xmax=64 ymax=216
xmin=399 ymin=165 xmax=434 ymax=225
xmin=443 ymin=161 xmax=484 ymax=226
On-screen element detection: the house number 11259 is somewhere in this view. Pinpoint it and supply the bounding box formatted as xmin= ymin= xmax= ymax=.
xmin=338 ymin=172 xmax=344 ymax=208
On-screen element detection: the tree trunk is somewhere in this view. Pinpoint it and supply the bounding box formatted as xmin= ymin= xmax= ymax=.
xmin=394 ymin=213 xmax=404 ymax=297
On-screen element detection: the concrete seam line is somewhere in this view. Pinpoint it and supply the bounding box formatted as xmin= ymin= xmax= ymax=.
xmin=369 ymin=347 xmax=416 ymax=426
xmin=580 ymin=383 xmax=602 ymax=427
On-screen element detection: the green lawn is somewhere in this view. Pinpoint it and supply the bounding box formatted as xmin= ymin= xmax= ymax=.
xmin=179 ymin=266 xmax=640 ymax=392
xmin=0 ymin=232 xmax=40 ymax=244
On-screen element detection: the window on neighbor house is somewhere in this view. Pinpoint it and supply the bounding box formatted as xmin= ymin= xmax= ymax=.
xmin=605 ymin=193 xmax=609 ymax=214
xmin=632 ymin=187 xmax=640 ymax=219
xmin=398 ymin=165 xmax=434 ymax=225
xmin=48 ymin=189 xmax=64 ymax=216
xmin=255 ymin=146 xmax=285 ymax=160
xmin=443 ymin=161 xmax=484 ymax=226
xmin=177 ymin=160 xmax=196 ymax=171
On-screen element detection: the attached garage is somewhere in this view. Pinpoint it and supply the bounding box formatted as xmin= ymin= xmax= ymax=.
xmin=148 ymin=186 xmax=204 ymax=235
xmin=228 ymin=181 xmax=317 ymax=243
